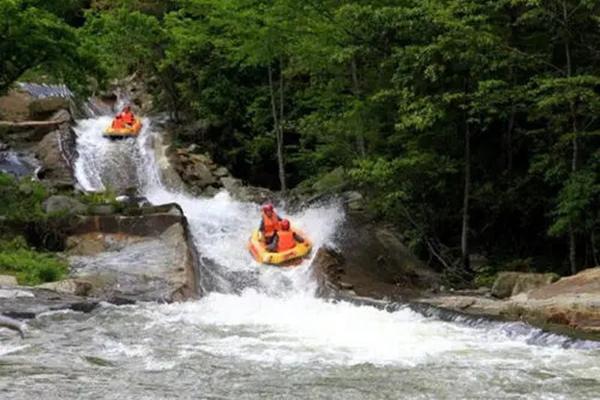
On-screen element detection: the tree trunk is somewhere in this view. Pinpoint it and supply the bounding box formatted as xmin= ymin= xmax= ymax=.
xmin=569 ymin=224 xmax=577 ymax=275
xmin=592 ymin=230 xmax=599 ymax=267
xmin=461 ymin=121 xmax=471 ymax=274
xmin=278 ymin=60 xmax=286 ymax=193
xmin=506 ymin=105 xmax=516 ymax=172
xmin=563 ymin=1 xmax=578 ymax=274
xmin=268 ymin=64 xmax=286 ymax=192
xmin=351 ymin=57 xmax=366 ymax=157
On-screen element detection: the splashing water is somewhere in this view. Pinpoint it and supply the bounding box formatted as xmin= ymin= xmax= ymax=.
xmin=2 ymin=116 xmax=600 ymax=399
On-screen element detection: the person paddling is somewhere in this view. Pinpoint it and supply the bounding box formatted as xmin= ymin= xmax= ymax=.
xmin=119 ymin=105 xmax=135 ymax=126
xmin=111 ymin=105 xmax=135 ymax=129
xmin=267 ymin=219 xmax=304 ymax=253
xmin=258 ymin=203 xmax=282 ymax=245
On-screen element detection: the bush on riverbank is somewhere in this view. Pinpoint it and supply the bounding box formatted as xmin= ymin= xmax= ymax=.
xmin=0 ymin=237 xmax=68 ymax=285
xmin=0 ymin=173 xmax=70 ymax=284
xmin=0 ymin=172 xmax=47 ymax=224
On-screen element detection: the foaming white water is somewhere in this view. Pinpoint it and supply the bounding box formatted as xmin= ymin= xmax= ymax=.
xmin=73 ymin=115 xmax=345 ymax=297
xmin=151 ymin=292 xmax=461 ymax=366
xmin=70 ymin=115 xmax=600 ymax=377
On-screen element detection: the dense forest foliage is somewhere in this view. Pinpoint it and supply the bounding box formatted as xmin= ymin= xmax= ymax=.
xmin=2 ymin=0 xmax=599 ymax=283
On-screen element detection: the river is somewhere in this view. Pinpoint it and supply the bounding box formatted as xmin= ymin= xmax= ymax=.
xmin=1 ymin=116 xmax=599 ymax=399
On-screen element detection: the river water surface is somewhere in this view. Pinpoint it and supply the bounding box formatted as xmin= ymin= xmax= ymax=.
xmin=1 ymin=116 xmax=599 ymax=399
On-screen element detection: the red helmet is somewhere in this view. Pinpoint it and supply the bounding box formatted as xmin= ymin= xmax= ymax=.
xmin=280 ymin=219 xmax=290 ymax=230
xmin=261 ymin=203 xmax=274 ymax=213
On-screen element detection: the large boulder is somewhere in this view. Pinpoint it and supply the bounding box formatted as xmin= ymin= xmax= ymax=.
xmin=171 ymin=148 xmax=221 ymax=193
xmin=311 ymin=214 xmax=440 ymax=300
xmin=34 ymin=124 xmax=76 ymax=188
xmin=65 ymin=203 xmax=199 ymax=302
xmin=0 ymin=86 xmax=73 ymax=148
xmin=417 ymin=267 xmax=600 ymax=340
xmin=515 ymin=267 xmax=600 ymax=336
xmin=491 ymin=272 xmax=559 ymax=299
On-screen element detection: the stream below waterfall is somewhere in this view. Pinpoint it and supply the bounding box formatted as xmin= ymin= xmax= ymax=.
xmin=1 ymin=116 xmax=599 ymax=399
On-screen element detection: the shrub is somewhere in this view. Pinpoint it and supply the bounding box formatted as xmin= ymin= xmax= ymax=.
xmin=0 ymin=249 xmax=68 ymax=285
xmin=0 ymin=237 xmax=68 ymax=285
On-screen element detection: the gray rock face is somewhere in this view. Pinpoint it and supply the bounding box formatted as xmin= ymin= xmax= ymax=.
xmin=43 ymin=195 xmax=87 ymax=215
xmin=35 ymin=125 xmax=76 ymax=188
xmin=65 ymin=203 xmax=199 ymax=302
xmin=311 ymin=215 xmax=440 ymax=300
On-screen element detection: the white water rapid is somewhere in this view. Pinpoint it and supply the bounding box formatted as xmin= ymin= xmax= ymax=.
xmin=2 ymin=116 xmax=600 ymax=399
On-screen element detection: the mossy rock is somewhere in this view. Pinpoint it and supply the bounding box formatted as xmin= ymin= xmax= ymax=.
xmin=311 ymin=167 xmax=348 ymax=194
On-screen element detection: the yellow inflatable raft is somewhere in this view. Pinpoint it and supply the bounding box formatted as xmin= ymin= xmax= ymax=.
xmin=248 ymin=229 xmax=312 ymax=266
xmin=103 ymin=119 xmax=142 ymax=139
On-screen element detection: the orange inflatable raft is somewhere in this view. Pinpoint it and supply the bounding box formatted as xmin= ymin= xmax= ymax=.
xmin=103 ymin=118 xmax=142 ymax=139
xmin=248 ymin=229 xmax=312 ymax=266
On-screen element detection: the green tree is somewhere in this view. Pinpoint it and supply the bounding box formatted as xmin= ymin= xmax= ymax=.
xmin=0 ymin=0 xmax=89 ymax=93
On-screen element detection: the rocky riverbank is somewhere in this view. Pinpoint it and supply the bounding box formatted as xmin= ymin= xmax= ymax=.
xmin=0 ymin=200 xmax=200 ymax=321
xmin=413 ymin=268 xmax=600 ymax=340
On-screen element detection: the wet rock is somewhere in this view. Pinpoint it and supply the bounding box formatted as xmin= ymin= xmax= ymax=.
xmin=34 ymin=125 xmax=76 ymax=188
xmin=65 ymin=203 xmax=199 ymax=302
xmin=43 ymin=195 xmax=87 ymax=215
xmin=343 ymin=191 xmax=364 ymax=211
xmin=0 ymin=315 xmax=25 ymax=338
xmin=186 ymin=162 xmax=217 ymax=187
xmin=171 ymin=148 xmax=219 ymax=192
xmin=0 ymin=276 xmax=18 ymax=286
xmin=491 ymin=272 xmax=559 ymax=299
xmin=0 ymin=286 xmax=99 ymax=319
xmin=311 ymin=247 xmax=345 ymax=297
xmin=311 ymin=216 xmax=440 ymax=300
xmin=37 ymin=279 xmax=93 ymax=297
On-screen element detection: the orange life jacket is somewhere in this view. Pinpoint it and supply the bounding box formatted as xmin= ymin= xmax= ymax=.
xmin=112 ymin=117 xmax=125 ymax=129
xmin=262 ymin=213 xmax=281 ymax=238
xmin=277 ymin=230 xmax=296 ymax=252
xmin=122 ymin=112 xmax=135 ymax=125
